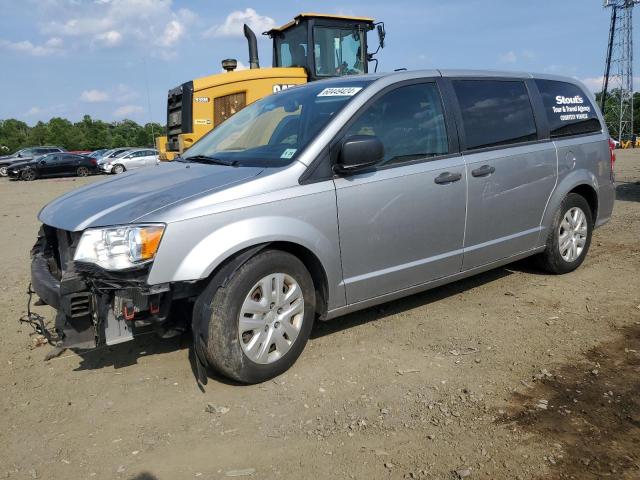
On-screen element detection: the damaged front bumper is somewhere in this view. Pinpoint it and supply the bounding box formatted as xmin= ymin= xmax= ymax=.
xmin=30 ymin=225 xmax=173 ymax=349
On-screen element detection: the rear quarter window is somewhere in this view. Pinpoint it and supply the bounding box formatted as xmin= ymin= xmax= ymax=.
xmin=535 ymin=79 xmax=601 ymax=138
xmin=453 ymin=80 xmax=538 ymax=150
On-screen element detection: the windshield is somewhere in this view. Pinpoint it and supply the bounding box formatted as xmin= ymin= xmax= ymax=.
xmin=182 ymin=79 xmax=372 ymax=167
xmin=314 ymin=27 xmax=365 ymax=76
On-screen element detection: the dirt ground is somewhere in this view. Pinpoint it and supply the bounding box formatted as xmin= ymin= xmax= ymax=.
xmin=1 ymin=151 xmax=639 ymax=480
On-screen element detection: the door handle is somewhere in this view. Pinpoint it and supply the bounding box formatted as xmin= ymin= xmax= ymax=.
xmin=434 ymin=171 xmax=462 ymax=184
xmin=471 ymin=165 xmax=496 ymax=177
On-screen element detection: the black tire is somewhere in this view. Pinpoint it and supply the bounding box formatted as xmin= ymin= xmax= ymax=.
xmin=112 ymin=164 xmax=125 ymax=174
xmin=21 ymin=168 xmax=36 ymax=181
xmin=197 ymin=250 xmax=315 ymax=384
xmin=537 ymin=193 xmax=593 ymax=274
xmin=76 ymin=166 xmax=89 ymax=177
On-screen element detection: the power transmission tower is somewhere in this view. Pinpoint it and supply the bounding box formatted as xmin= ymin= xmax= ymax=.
xmin=601 ymin=0 xmax=639 ymax=142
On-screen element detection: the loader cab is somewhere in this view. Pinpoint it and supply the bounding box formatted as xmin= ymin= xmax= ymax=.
xmin=267 ymin=14 xmax=382 ymax=81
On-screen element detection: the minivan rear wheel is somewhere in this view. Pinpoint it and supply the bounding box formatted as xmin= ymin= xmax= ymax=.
xmin=537 ymin=193 xmax=593 ymax=274
xmin=198 ymin=250 xmax=315 ymax=384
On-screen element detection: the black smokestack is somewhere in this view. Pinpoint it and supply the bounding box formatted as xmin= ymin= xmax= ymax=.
xmin=243 ymin=24 xmax=259 ymax=69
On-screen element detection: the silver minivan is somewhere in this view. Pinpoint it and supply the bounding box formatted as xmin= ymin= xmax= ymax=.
xmin=30 ymin=70 xmax=615 ymax=383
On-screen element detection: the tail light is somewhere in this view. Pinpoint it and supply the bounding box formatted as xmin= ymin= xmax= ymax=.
xmin=608 ymin=138 xmax=616 ymax=180
xmin=90 ymin=159 xmax=97 ymax=165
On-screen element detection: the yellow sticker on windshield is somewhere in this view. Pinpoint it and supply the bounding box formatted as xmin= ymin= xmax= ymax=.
xmin=281 ymin=148 xmax=297 ymax=159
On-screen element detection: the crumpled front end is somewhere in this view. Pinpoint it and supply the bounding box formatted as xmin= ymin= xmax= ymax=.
xmin=30 ymin=225 xmax=173 ymax=349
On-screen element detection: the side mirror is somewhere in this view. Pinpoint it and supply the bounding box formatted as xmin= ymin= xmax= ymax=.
xmin=39 ymin=160 xmax=46 ymax=165
xmin=335 ymin=135 xmax=383 ymax=174
xmin=377 ymin=24 xmax=386 ymax=49
xmin=17 ymin=153 xmax=23 ymax=158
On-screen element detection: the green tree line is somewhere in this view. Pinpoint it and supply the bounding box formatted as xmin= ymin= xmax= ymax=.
xmin=594 ymin=89 xmax=640 ymax=140
xmin=0 ymin=116 xmax=164 ymax=154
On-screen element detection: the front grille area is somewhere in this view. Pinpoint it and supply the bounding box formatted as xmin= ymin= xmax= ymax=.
xmin=42 ymin=225 xmax=82 ymax=277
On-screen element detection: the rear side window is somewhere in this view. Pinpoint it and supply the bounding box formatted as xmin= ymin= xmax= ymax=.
xmin=453 ymin=80 xmax=537 ymax=150
xmin=344 ymin=82 xmax=449 ymax=166
xmin=535 ymin=80 xmax=601 ymax=138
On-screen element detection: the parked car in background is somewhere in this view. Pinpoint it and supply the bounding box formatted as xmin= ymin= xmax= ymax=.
xmin=86 ymin=149 xmax=108 ymax=158
xmin=96 ymin=147 xmax=134 ymax=168
xmin=8 ymin=152 xmax=99 ymax=180
xmin=0 ymin=146 xmax=66 ymax=176
xmin=100 ymin=148 xmax=159 ymax=174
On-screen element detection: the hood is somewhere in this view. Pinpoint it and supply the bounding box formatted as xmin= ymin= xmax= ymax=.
xmin=0 ymin=155 xmax=27 ymax=164
xmin=39 ymin=161 xmax=264 ymax=231
xmin=9 ymin=159 xmax=35 ymax=169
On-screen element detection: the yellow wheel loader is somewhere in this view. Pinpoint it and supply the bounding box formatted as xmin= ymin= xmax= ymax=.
xmin=156 ymin=13 xmax=385 ymax=160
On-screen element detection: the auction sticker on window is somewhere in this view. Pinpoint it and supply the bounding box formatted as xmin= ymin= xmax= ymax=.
xmin=317 ymin=87 xmax=362 ymax=97
xmin=280 ymin=148 xmax=297 ymax=159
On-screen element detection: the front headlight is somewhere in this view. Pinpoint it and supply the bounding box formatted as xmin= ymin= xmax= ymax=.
xmin=74 ymin=224 xmax=165 ymax=270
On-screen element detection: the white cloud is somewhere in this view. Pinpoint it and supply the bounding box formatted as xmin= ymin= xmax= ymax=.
xmin=95 ymin=30 xmax=122 ymax=47
xmin=159 ymin=20 xmax=183 ymax=47
xmin=114 ymin=104 xmax=144 ymax=117
xmin=204 ymin=8 xmax=276 ymax=38
xmin=41 ymin=0 xmax=195 ymax=55
xmin=580 ymin=76 xmax=605 ymax=92
xmin=80 ymin=89 xmax=109 ymax=102
xmin=499 ymin=51 xmax=517 ymax=63
xmin=114 ymin=84 xmax=139 ymax=103
xmin=579 ymin=75 xmax=640 ymax=93
xmin=0 ymin=36 xmax=64 ymax=56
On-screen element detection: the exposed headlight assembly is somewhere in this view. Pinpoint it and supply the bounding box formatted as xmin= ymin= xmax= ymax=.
xmin=74 ymin=224 xmax=165 ymax=270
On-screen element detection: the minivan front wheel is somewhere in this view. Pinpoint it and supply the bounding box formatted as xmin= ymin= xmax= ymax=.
xmin=199 ymin=250 xmax=315 ymax=383
xmin=538 ymin=193 xmax=593 ymax=274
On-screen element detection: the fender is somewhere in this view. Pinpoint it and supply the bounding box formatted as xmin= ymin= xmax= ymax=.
xmin=177 ymin=216 xmax=335 ymax=280
xmin=537 ymin=168 xmax=599 ymax=244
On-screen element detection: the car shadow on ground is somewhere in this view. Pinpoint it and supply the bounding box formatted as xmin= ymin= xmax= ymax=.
xmin=616 ymin=180 xmax=640 ymax=202
xmin=498 ymin=322 xmax=640 ymax=479
xmin=67 ymin=261 xmax=543 ymax=383
xmin=311 ymin=262 xmax=533 ymax=340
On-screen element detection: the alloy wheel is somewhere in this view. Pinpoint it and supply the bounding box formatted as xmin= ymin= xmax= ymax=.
xmin=22 ymin=169 xmax=35 ymax=181
xmin=0 ymin=166 xmax=7 ymax=176
xmin=558 ymin=206 xmax=587 ymax=262
xmin=77 ymin=166 xmax=89 ymax=177
xmin=238 ymin=273 xmax=304 ymax=364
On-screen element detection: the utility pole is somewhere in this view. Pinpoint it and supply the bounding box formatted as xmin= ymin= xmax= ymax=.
xmin=602 ymin=0 xmax=639 ymax=143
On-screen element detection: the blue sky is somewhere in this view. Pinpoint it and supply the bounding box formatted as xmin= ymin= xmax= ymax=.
xmin=0 ymin=0 xmax=628 ymax=125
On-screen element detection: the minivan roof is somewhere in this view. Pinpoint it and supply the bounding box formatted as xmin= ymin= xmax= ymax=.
xmin=318 ymin=69 xmax=592 ymax=99
xmin=313 ymin=69 xmax=588 ymax=88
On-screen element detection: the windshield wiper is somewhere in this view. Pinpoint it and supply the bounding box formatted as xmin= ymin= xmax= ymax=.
xmin=182 ymin=154 xmax=238 ymax=167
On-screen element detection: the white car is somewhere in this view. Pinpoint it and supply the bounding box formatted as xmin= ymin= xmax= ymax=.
xmin=101 ymin=148 xmax=160 ymax=174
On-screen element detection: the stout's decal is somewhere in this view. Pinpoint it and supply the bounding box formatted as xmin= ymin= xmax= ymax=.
xmin=552 ymin=94 xmax=592 ymax=122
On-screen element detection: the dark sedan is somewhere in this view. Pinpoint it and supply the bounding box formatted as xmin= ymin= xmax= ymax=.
xmin=8 ymin=153 xmax=100 ymax=180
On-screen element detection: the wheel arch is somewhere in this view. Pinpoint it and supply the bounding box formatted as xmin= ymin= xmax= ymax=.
xmin=568 ymin=184 xmax=598 ymax=223
xmin=541 ymin=169 xmax=600 ymax=231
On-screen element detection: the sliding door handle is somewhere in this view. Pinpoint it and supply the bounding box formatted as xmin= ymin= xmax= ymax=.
xmin=434 ymin=172 xmax=462 ymax=184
